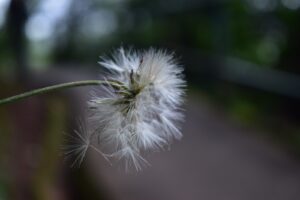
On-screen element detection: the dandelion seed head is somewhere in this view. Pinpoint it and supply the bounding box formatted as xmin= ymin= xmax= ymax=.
xmin=73 ymin=47 xmax=185 ymax=171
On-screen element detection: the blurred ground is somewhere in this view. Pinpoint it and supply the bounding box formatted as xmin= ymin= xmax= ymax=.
xmin=0 ymin=69 xmax=300 ymax=200
xmin=88 ymin=92 xmax=300 ymax=200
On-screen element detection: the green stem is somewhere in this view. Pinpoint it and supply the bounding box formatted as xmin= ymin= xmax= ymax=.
xmin=0 ymin=80 xmax=118 ymax=105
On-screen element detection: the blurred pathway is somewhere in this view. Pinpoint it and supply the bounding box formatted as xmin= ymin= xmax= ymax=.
xmin=89 ymin=92 xmax=300 ymax=200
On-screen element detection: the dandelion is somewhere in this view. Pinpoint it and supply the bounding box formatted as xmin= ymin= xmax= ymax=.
xmin=85 ymin=47 xmax=186 ymax=170
xmin=0 ymin=46 xmax=186 ymax=171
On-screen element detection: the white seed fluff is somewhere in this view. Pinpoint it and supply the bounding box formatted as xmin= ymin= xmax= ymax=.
xmin=70 ymin=47 xmax=185 ymax=170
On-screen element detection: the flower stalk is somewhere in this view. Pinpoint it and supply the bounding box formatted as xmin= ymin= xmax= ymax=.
xmin=0 ymin=80 xmax=121 ymax=105
xmin=0 ymin=47 xmax=186 ymax=170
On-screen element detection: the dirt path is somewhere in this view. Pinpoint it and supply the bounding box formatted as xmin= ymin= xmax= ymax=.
xmin=87 ymin=92 xmax=300 ymax=200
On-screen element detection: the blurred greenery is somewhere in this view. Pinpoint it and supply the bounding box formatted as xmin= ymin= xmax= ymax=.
xmin=0 ymin=0 xmax=300 ymax=199
xmin=33 ymin=98 xmax=66 ymax=200
xmin=0 ymin=0 xmax=299 ymax=163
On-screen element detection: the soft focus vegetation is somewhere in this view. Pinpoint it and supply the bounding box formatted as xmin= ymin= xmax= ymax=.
xmin=0 ymin=0 xmax=300 ymax=199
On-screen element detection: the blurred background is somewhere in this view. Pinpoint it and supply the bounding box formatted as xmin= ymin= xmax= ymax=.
xmin=0 ymin=0 xmax=300 ymax=199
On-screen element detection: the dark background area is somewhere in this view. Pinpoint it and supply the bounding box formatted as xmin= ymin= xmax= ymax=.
xmin=0 ymin=0 xmax=300 ymax=199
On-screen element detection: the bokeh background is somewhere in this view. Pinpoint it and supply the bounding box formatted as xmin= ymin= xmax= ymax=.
xmin=0 ymin=0 xmax=300 ymax=199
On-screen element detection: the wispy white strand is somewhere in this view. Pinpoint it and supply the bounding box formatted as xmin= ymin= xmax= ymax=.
xmin=68 ymin=47 xmax=185 ymax=171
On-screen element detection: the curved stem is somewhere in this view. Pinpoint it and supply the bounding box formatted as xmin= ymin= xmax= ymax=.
xmin=0 ymin=80 xmax=119 ymax=105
